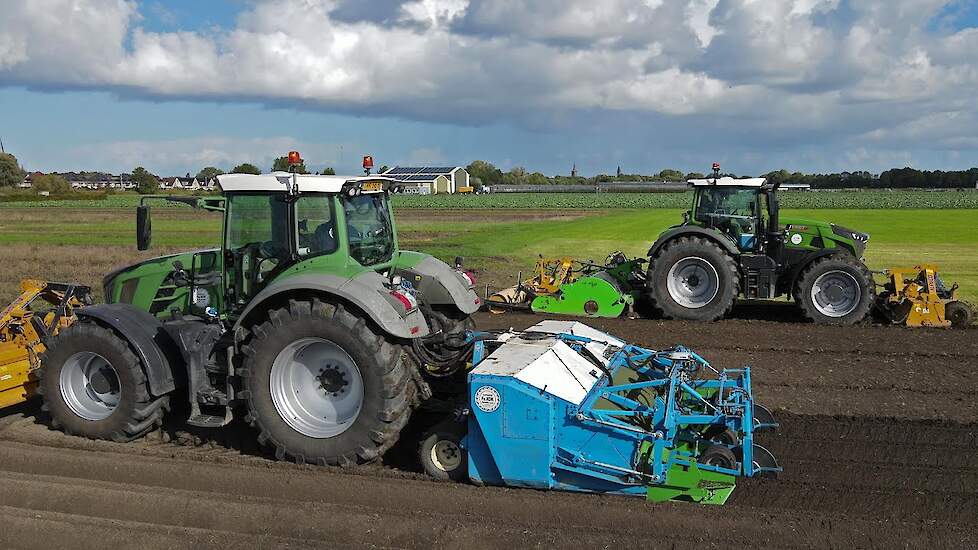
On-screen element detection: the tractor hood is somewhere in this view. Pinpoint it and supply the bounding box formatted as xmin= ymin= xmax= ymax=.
xmin=780 ymin=216 xmax=832 ymax=232
xmin=782 ymin=217 xmax=869 ymax=256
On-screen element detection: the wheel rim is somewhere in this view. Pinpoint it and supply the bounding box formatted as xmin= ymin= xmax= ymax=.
xmin=666 ymin=257 xmax=720 ymax=309
xmin=810 ymin=270 xmax=860 ymax=317
xmin=270 ymin=337 xmax=364 ymax=439
xmin=430 ymin=439 xmax=462 ymax=472
xmin=60 ymin=352 xmax=120 ymax=421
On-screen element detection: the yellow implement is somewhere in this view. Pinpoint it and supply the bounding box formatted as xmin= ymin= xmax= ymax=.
xmin=877 ymin=265 xmax=973 ymax=328
xmin=0 ymin=280 xmax=90 ymax=408
xmin=487 ymin=257 xmax=576 ymax=313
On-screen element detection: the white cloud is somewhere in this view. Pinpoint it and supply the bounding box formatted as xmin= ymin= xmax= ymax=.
xmin=400 ymin=0 xmax=469 ymax=27
xmin=68 ymin=136 xmax=353 ymax=174
xmin=1 ymin=0 xmax=978 ymax=168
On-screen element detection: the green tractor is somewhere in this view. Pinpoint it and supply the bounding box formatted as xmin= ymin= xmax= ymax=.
xmin=38 ymin=155 xmax=481 ymax=466
xmin=646 ymin=167 xmax=874 ymax=324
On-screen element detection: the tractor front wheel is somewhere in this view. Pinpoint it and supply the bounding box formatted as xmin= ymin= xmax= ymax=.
xmin=648 ymin=237 xmax=739 ymax=321
xmin=797 ymin=256 xmax=874 ymax=325
xmin=240 ymin=299 xmax=415 ymax=466
xmin=39 ymin=322 xmax=168 ymax=442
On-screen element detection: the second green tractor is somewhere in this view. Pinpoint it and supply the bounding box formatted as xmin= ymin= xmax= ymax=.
xmin=646 ymin=172 xmax=874 ymax=324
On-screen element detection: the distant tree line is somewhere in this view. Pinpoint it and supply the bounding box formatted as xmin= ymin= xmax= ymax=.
xmin=762 ymin=168 xmax=978 ymax=189
xmin=466 ymin=159 xmax=978 ymax=190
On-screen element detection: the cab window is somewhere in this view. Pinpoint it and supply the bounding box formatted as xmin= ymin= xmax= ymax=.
xmin=296 ymin=195 xmax=338 ymax=257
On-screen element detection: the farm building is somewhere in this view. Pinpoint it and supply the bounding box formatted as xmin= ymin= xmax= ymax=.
xmin=381 ymin=166 xmax=471 ymax=194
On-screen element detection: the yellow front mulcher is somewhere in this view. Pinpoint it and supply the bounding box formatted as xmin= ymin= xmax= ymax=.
xmin=876 ymin=265 xmax=974 ymax=328
xmin=0 ymin=281 xmax=91 ymax=409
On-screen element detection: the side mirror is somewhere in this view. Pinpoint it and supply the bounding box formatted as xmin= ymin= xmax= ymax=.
xmin=136 ymin=205 xmax=152 ymax=251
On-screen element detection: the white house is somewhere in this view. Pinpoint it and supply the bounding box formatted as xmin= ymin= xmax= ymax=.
xmin=380 ymin=166 xmax=471 ymax=194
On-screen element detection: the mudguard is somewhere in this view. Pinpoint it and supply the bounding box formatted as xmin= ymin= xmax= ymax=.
xmin=75 ymin=304 xmax=179 ymax=397
xmin=395 ymin=253 xmax=481 ymax=315
xmin=648 ymin=226 xmax=741 ymax=258
xmin=234 ymin=272 xmax=431 ymax=339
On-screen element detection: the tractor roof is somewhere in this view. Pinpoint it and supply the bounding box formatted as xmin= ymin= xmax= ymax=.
xmin=687 ymin=177 xmax=767 ymax=188
xmin=217 ymin=173 xmax=396 ymax=193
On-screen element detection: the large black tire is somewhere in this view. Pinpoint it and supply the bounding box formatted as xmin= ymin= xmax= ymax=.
xmin=419 ymin=420 xmax=467 ymax=482
xmin=38 ymin=322 xmax=168 ymax=442
xmin=946 ymin=301 xmax=974 ymax=329
xmin=239 ymin=299 xmax=416 ymax=466
xmin=797 ymin=255 xmax=874 ymax=325
xmin=647 ymin=236 xmax=739 ymax=321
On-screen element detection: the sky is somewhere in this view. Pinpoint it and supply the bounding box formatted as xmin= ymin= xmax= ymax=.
xmin=1 ymin=0 xmax=977 ymax=177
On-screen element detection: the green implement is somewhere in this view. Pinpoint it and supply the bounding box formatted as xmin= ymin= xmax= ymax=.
xmin=488 ymin=252 xmax=646 ymax=319
xmin=646 ymin=461 xmax=737 ymax=505
xmin=531 ymin=272 xmax=633 ymax=317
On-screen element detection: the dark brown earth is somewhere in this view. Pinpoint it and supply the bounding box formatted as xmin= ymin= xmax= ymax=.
xmin=1 ymin=312 xmax=975 ymax=549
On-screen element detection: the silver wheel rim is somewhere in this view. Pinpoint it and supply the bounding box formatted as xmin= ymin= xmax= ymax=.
xmin=60 ymin=352 xmax=120 ymax=421
xmin=667 ymin=257 xmax=720 ymax=309
xmin=811 ymin=270 xmax=860 ymax=317
xmin=270 ymin=337 xmax=364 ymax=439
xmin=430 ymin=439 xmax=462 ymax=472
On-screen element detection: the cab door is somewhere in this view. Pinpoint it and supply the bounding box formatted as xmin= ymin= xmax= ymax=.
xmin=222 ymin=193 xmax=292 ymax=313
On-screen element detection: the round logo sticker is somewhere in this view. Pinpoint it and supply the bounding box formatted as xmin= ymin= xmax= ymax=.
xmin=790 ymin=233 xmax=803 ymax=245
xmin=474 ymin=385 xmax=501 ymax=413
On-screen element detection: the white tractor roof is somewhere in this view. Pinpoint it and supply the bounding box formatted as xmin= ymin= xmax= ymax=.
xmin=217 ymin=172 xmax=395 ymax=193
xmin=688 ymin=177 xmax=767 ymax=187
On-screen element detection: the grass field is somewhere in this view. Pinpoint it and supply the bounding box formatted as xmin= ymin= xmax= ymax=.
xmin=0 ymin=206 xmax=975 ymax=306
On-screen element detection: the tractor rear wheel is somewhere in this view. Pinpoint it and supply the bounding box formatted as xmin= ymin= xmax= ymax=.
xmin=239 ymin=299 xmax=415 ymax=466
xmin=648 ymin=237 xmax=739 ymax=321
xmin=39 ymin=322 xmax=168 ymax=442
xmin=946 ymin=301 xmax=974 ymax=329
xmin=797 ymin=256 xmax=874 ymax=325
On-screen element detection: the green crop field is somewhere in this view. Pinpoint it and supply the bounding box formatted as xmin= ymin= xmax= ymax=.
xmin=3 ymin=190 xmax=978 ymax=210
xmin=0 ymin=206 xmax=975 ymax=307
xmin=393 ymin=190 xmax=978 ymax=210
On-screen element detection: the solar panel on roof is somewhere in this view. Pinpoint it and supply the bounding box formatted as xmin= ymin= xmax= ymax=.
xmin=385 ymin=167 xmax=420 ymax=175
xmin=420 ymin=167 xmax=455 ymax=174
xmin=405 ymin=174 xmax=436 ymax=181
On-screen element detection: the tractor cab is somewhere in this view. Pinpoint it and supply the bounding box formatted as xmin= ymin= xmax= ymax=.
xmin=687 ymin=176 xmax=781 ymax=256
xmin=127 ymin=172 xmax=405 ymax=319
xmin=215 ymin=173 xmax=401 ymax=310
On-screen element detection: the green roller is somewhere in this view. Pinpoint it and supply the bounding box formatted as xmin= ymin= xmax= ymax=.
xmin=530 ymin=272 xmax=633 ymax=318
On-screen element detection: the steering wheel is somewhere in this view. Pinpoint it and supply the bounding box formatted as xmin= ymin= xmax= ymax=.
xmin=353 ymin=200 xmax=373 ymax=215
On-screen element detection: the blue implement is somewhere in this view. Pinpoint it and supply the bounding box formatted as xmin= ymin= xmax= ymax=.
xmin=464 ymin=320 xmax=780 ymax=504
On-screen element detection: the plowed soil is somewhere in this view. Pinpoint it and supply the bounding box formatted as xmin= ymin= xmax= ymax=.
xmin=1 ymin=313 xmax=975 ymax=549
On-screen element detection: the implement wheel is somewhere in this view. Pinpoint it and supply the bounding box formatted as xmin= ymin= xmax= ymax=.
xmin=648 ymin=237 xmax=739 ymax=321
xmin=39 ymin=322 xmax=168 ymax=442
xmin=797 ymin=255 xmax=874 ymax=325
xmin=240 ymin=299 xmax=416 ymax=466
xmin=419 ymin=420 xmax=467 ymax=482
xmin=698 ymin=444 xmax=738 ymax=470
xmin=946 ymin=301 xmax=974 ymax=329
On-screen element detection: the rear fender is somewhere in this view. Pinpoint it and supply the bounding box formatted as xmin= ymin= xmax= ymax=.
xmin=233 ymin=272 xmax=430 ymax=339
xmin=75 ymin=304 xmax=180 ymax=397
xmin=395 ymin=254 xmax=481 ymax=315
xmin=648 ymin=227 xmax=741 ymax=258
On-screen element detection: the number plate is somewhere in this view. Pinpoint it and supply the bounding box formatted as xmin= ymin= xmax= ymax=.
xmin=361 ymin=181 xmax=383 ymax=192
